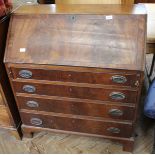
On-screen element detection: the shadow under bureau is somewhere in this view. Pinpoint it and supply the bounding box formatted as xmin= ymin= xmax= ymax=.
xmin=4 ymin=4 xmax=146 ymax=152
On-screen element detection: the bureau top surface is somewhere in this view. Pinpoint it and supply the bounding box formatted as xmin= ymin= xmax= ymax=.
xmin=12 ymin=4 xmax=146 ymax=15
xmin=4 ymin=4 xmax=146 ymax=71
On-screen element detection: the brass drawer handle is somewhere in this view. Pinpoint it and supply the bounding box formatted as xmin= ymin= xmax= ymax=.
xmin=19 ymin=70 xmax=32 ymax=78
xmin=23 ymin=85 xmax=36 ymax=93
xmin=26 ymin=101 xmax=39 ymax=108
xmin=109 ymin=92 xmax=125 ymax=100
xmin=30 ymin=118 xmax=42 ymax=126
xmin=107 ymin=127 xmax=120 ymax=134
xmin=108 ymin=109 xmax=123 ymax=117
xmin=112 ymin=75 xmax=127 ymax=84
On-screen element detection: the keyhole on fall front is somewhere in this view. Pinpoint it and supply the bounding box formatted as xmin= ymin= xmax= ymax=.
xmin=71 ymin=15 xmax=76 ymax=22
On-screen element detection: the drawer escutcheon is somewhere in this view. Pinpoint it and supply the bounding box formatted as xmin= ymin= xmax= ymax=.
xmin=109 ymin=92 xmax=125 ymax=100
xmin=26 ymin=101 xmax=39 ymax=108
xmin=30 ymin=118 xmax=42 ymax=126
xmin=108 ymin=109 xmax=123 ymax=117
xmin=107 ymin=127 xmax=120 ymax=134
xmin=19 ymin=70 xmax=32 ymax=79
xmin=23 ymin=85 xmax=36 ymax=93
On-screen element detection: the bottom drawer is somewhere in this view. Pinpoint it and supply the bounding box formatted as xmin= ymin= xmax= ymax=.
xmin=21 ymin=112 xmax=133 ymax=138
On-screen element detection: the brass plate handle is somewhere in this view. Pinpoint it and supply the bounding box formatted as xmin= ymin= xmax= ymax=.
xmin=107 ymin=127 xmax=120 ymax=134
xmin=30 ymin=118 xmax=42 ymax=126
xmin=26 ymin=101 xmax=39 ymax=108
xmin=109 ymin=92 xmax=125 ymax=100
xmin=111 ymin=75 xmax=127 ymax=84
xmin=23 ymin=85 xmax=36 ymax=93
xmin=108 ymin=109 xmax=123 ymax=117
xmin=19 ymin=70 xmax=32 ymax=78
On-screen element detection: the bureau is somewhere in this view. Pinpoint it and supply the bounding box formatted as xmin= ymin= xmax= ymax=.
xmin=0 ymin=15 xmax=21 ymax=138
xmin=4 ymin=4 xmax=146 ymax=152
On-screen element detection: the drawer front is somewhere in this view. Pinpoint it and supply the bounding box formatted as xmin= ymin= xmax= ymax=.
xmin=21 ymin=112 xmax=133 ymax=138
xmin=13 ymin=81 xmax=138 ymax=103
xmin=11 ymin=67 xmax=140 ymax=88
xmin=0 ymin=106 xmax=12 ymax=127
xmin=17 ymin=95 xmax=135 ymax=121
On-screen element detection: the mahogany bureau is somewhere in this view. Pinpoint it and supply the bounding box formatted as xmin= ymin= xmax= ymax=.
xmin=4 ymin=4 xmax=146 ymax=152
xmin=0 ymin=15 xmax=21 ymax=138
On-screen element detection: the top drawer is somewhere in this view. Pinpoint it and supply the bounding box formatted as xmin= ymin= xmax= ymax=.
xmin=10 ymin=66 xmax=141 ymax=88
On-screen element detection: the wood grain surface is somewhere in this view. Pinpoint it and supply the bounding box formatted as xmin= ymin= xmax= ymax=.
xmin=4 ymin=3 xmax=147 ymax=152
xmin=11 ymin=65 xmax=141 ymax=88
xmin=16 ymin=94 xmax=135 ymax=121
xmin=20 ymin=111 xmax=133 ymax=138
xmin=11 ymin=4 xmax=147 ymax=15
xmin=4 ymin=4 xmax=146 ymax=71
xmin=0 ymin=111 xmax=153 ymax=154
xmin=12 ymin=80 xmax=138 ymax=103
xmin=55 ymin=0 xmax=134 ymax=5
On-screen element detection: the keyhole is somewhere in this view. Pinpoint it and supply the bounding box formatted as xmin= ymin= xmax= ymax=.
xmin=71 ymin=15 xmax=76 ymax=22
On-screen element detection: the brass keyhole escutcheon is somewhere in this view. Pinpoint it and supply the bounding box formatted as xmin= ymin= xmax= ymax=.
xmin=70 ymin=15 xmax=76 ymax=22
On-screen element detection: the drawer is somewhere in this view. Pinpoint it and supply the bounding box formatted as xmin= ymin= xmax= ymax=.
xmin=17 ymin=95 xmax=135 ymax=121
xmin=0 ymin=106 xmax=12 ymax=127
xmin=11 ymin=66 xmax=140 ymax=88
xmin=21 ymin=111 xmax=133 ymax=138
xmin=13 ymin=81 xmax=138 ymax=103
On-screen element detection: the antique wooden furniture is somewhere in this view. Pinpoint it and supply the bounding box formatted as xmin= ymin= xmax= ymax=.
xmin=0 ymin=15 xmax=21 ymax=138
xmin=4 ymin=4 xmax=146 ymax=152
